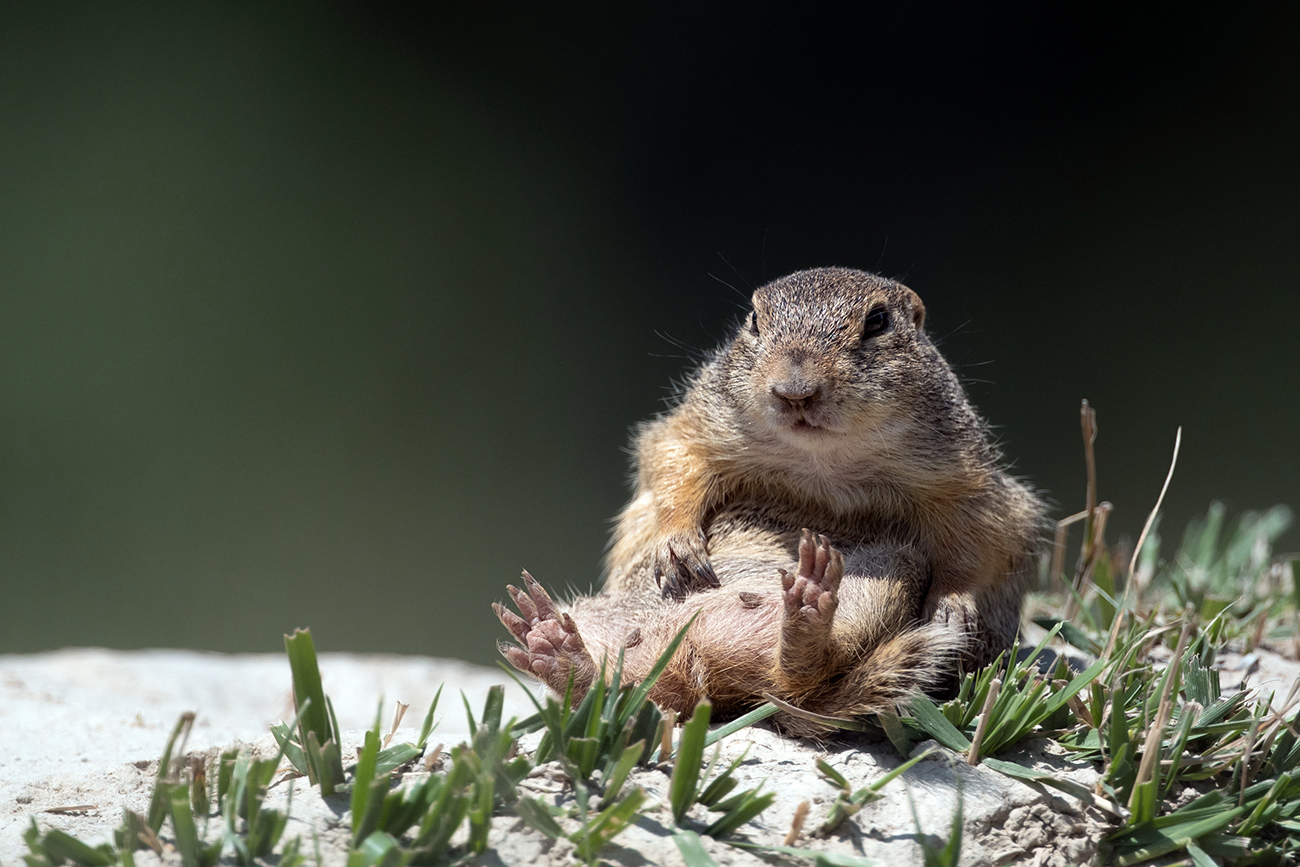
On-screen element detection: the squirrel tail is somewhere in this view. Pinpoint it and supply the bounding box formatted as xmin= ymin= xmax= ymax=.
xmin=772 ymin=622 xmax=967 ymax=738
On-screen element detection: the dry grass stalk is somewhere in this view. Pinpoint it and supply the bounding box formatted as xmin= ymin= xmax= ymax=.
xmin=783 ymin=800 xmax=811 ymax=845
xmin=1103 ymin=427 xmax=1182 ymax=660
xmin=967 ymin=677 xmax=1003 ymax=766
xmin=659 ymin=709 xmax=677 ymax=764
xmin=383 ymin=701 xmax=410 ymax=749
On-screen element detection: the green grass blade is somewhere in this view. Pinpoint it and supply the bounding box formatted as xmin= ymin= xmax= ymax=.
xmin=147 ymin=713 xmax=195 ymax=832
xmin=877 ymin=708 xmax=915 ymax=758
xmin=983 ymin=758 xmax=1123 ymax=817
xmin=514 ymin=797 xmax=565 ymax=839
xmin=1031 ymin=617 xmax=1102 ymax=655
xmin=816 ymin=757 xmax=851 ymax=792
xmin=167 ymin=784 xmax=203 ymax=867
xmin=673 ymin=829 xmax=719 ymax=867
xmin=703 ymin=788 xmax=776 ymax=838
xmin=620 ymin=613 xmax=699 ymax=726
xmin=348 ymin=831 xmax=402 ymax=867
xmin=269 ymin=722 xmax=308 ymax=777
xmin=670 ymin=701 xmax=712 ymax=823
xmin=1129 ymin=779 xmax=1157 ymax=825
xmin=482 ymin=684 xmax=505 ymax=735
xmin=697 ymin=747 xmax=748 ymax=808
xmin=702 ymin=702 xmax=779 ymax=748
xmin=373 ymin=743 xmax=421 ymax=775
xmin=28 ymin=828 xmax=118 ymax=867
xmin=859 ymin=746 xmax=937 ymax=798
xmin=1041 ymin=656 xmax=1108 ymax=716
xmin=351 ymin=728 xmax=380 ymax=835
xmin=416 ymin=685 xmax=443 ymax=749
xmin=729 ymin=841 xmax=878 ymax=866
xmin=908 ymin=695 xmax=972 ymax=753
xmin=600 ymin=739 xmax=645 ymax=809
xmin=1108 ymin=806 xmax=1246 ymax=865
xmin=574 ymin=787 xmax=648 ymax=860
xmin=284 ymin=630 xmax=331 ymax=760
xmin=461 ymin=691 xmax=477 ymax=735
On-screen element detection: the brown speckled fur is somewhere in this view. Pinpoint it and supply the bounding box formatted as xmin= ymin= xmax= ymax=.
xmin=496 ymin=268 xmax=1045 ymax=735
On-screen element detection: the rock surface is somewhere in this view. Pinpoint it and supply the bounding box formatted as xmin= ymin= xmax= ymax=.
xmin=22 ymin=645 xmax=1300 ymax=866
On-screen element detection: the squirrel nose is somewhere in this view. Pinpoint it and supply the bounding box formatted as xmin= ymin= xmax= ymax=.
xmin=771 ymin=380 xmax=820 ymax=410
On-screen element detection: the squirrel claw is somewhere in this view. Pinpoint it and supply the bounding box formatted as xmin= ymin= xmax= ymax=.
xmin=653 ymin=534 xmax=720 ymax=600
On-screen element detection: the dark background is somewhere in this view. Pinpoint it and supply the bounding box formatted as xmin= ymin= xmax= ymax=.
xmin=2 ymin=5 xmax=1297 ymax=664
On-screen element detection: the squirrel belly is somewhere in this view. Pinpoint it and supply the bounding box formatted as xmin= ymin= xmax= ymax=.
xmin=496 ymin=267 xmax=1045 ymax=733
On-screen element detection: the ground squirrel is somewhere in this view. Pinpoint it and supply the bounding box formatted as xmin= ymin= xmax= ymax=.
xmin=495 ymin=267 xmax=1044 ymax=734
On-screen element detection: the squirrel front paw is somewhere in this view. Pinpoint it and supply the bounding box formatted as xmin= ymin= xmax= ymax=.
xmin=493 ymin=571 xmax=596 ymax=695
xmin=650 ymin=532 xmax=720 ymax=600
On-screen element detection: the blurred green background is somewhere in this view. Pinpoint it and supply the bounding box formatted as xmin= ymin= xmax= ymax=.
xmin=1 ymin=5 xmax=1297 ymax=664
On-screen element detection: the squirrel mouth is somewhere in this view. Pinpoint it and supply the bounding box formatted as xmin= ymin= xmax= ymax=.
xmin=788 ymin=416 xmax=828 ymax=434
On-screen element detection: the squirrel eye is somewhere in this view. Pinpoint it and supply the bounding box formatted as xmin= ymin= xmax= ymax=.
xmin=746 ymin=310 xmax=760 ymax=337
xmin=862 ymin=306 xmax=890 ymax=339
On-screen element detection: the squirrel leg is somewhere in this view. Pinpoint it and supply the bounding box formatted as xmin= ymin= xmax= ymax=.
xmin=770 ymin=544 xmax=945 ymax=734
xmin=640 ymin=433 xmax=721 ymax=599
xmin=494 ymin=571 xmax=598 ymax=697
xmin=775 ymin=529 xmax=842 ymax=688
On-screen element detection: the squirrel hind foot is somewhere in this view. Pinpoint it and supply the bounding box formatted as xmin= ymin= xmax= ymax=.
xmin=494 ymin=574 xmax=597 ymax=696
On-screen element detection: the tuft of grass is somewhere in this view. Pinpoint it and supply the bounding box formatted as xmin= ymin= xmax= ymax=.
xmin=508 ymin=617 xmax=776 ymax=858
xmin=281 ymin=628 xmax=346 ymax=794
xmin=904 ymin=621 xmax=1107 ymax=763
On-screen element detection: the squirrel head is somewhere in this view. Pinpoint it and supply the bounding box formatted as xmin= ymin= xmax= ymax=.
xmin=722 ymin=268 xmax=947 ymax=456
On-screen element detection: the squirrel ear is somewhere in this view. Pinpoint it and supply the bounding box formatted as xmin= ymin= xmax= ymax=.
xmin=903 ymin=287 xmax=926 ymax=330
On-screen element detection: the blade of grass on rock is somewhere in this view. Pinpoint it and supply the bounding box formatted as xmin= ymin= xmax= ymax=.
xmin=351 ymin=728 xmax=382 ymax=845
xmin=983 ymin=758 xmax=1123 ymax=817
xmin=347 ymin=831 xmax=400 ymax=867
xmin=513 ymin=797 xmax=565 ymax=840
xmin=28 ymin=825 xmax=117 ymax=867
xmin=649 ymin=701 xmax=776 ymax=764
xmin=147 ymin=712 xmax=195 ymax=832
xmin=878 ymin=707 xmax=915 ymax=758
xmin=166 ymin=784 xmax=203 ymax=867
xmin=373 ymin=743 xmax=422 ymax=775
xmin=854 ymin=746 xmax=938 ymax=800
xmin=671 ymin=701 xmax=712 ymax=823
xmin=1108 ymin=806 xmax=1246 ymax=866
xmin=574 ymin=788 xmax=648 ymax=860
xmin=269 ymin=723 xmax=309 ymax=777
xmin=1032 ymin=617 xmax=1101 ymax=655
xmin=730 ymin=841 xmax=877 ymax=867
xmin=816 ymin=758 xmax=851 ymax=792
xmin=673 ymin=829 xmax=719 ymax=867
xmin=704 ymin=788 xmax=776 ymax=839
xmin=600 ymin=739 xmax=646 ymax=809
